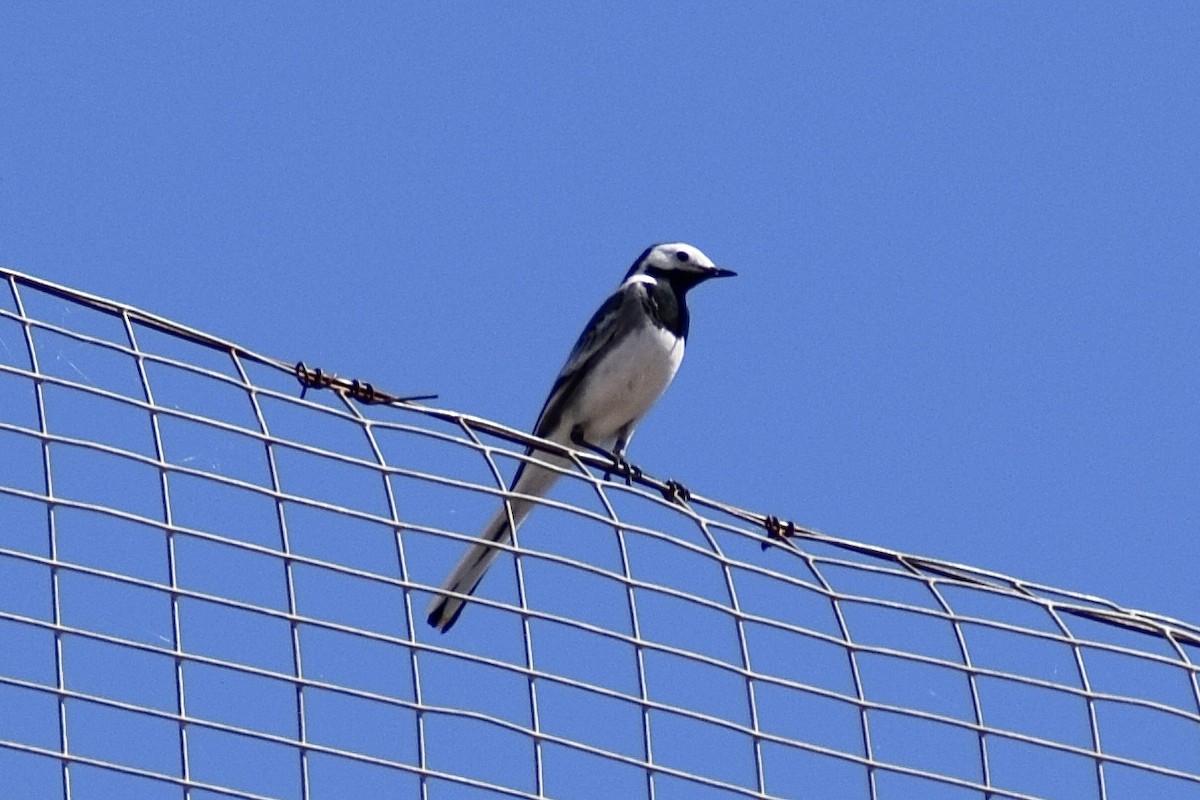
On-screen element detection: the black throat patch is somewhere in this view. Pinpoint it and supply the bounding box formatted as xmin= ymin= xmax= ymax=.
xmin=638 ymin=275 xmax=689 ymax=339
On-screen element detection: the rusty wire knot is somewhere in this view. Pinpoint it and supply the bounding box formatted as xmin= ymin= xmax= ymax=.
xmin=761 ymin=514 xmax=798 ymax=551
xmin=295 ymin=361 xmax=436 ymax=404
xmin=661 ymin=479 xmax=692 ymax=505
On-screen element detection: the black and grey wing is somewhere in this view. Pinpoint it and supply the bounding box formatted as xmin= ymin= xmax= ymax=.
xmin=529 ymin=285 xmax=636 ymax=440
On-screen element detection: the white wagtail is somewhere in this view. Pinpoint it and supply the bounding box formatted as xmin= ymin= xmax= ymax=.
xmin=426 ymin=242 xmax=735 ymax=632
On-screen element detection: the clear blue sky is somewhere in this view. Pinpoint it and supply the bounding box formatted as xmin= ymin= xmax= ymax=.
xmin=2 ymin=2 xmax=1196 ymax=663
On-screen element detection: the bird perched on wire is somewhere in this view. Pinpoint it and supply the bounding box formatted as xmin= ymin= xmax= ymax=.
xmin=426 ymin=242 xmax=736 ymax=632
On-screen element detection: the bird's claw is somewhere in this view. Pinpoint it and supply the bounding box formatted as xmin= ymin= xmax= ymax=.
xmin=662 ymin=479 xmax=691 ymax=504
xmin=603 ymin=455 xmax=642 ymax=485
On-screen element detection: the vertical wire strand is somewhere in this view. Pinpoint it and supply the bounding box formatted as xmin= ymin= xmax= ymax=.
xmin=1168 ymin=631 xmax=1200 ymax=729
xmin=122 ymin=313 xmax=194 ymax=797
xmin=805 ymin=553 xmax=878 ymax=799
xmin=456 ymin=421 xmax=549 ymax=797
xmin=349 ymin=400 xmax=430 ymax=799
xmin=1043 ymin=603 xmax=1108 ymax=799
xmin=503 ymin=443 xmax=547 ymax=797
xmin=915 ymin=568 xmax=993 ymax=793
xmin=589 ymin=477 xmax=657 ymax=799
xmin=230 ymin=350 xmax=311 ymax=799
xmin=691 ymin=511 xmax=767 ymax=795
xmin=10 ymin=276 xmax=72 ymax=800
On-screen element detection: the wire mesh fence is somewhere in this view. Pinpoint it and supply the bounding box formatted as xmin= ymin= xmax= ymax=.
xmin=1 ymin=266 xmax=1198 ymax=800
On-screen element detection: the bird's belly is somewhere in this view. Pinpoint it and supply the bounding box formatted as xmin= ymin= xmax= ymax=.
xmin=573 ymin=326 xmax=684 ymax=441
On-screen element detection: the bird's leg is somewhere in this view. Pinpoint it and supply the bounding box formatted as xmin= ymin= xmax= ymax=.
xmin=570 ymin=426 xmax=641 ymax=485
xmin=570 ymin=425 xmax=616 ymax=461
xmin=608 ymin=435 xmax=641 ymax=485
xmin=605 ymin=456 xmax=641 ymax=485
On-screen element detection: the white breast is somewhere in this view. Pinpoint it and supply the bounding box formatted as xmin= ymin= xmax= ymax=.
xmin=570 ymin=322 xmax=684 ymax=445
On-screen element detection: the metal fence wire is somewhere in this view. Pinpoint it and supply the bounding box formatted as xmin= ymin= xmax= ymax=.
xmin=1 ymin=267 xmax=1199 ymax=800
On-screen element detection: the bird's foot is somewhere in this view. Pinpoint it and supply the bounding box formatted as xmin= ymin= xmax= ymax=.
xmin=603 ymin=455 xmax=642 ymax=485
xmin=661 ymin=479 xmax=691 ymax=504
xmin=570 ymin=428 xmax=641 ymax=484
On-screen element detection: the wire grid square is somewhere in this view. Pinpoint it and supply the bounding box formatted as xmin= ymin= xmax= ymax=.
xmin=1 ymin=267 xmax=1199 ymax=799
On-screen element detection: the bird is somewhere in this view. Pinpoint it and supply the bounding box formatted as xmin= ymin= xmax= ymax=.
xmin=426 ymin=242 xmax=736 ymax=632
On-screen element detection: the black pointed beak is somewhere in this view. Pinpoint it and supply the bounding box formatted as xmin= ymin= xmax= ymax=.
xmin=708 ymin=266 xmax=737 ymax=279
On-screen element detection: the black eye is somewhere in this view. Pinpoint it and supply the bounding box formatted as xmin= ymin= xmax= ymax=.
xmin=675 ymin=251 xmax=690 ymax=262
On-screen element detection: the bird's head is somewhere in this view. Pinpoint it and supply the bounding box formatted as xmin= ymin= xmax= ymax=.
xmin=624 ymin=242 xmax=737 ymax=291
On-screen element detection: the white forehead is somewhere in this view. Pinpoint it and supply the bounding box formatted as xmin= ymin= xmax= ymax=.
xmin=650 ymin=242 xmax=714 ymax=268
